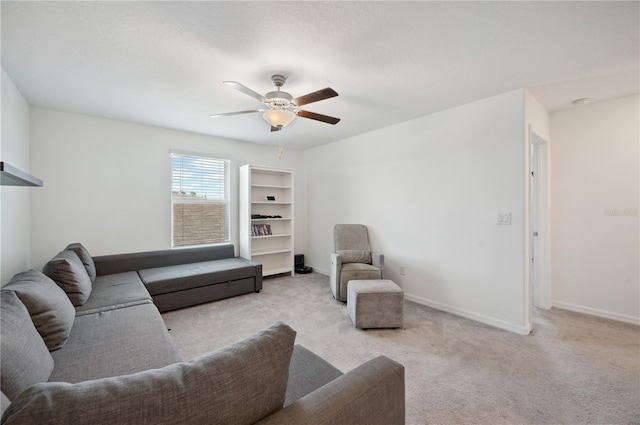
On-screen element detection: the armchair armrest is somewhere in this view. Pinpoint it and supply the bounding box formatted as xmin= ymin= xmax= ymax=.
xmin=329 ymin=252 xmax=343 ymax=300
xmin=372 ymin=252 xmax=384 ymax=278
xmin=255 ymin=356 xmax=405 ymax=425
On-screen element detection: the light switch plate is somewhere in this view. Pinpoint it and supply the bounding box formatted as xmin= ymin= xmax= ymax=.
xmin=496 ymin=212 xmax=511 ymax=225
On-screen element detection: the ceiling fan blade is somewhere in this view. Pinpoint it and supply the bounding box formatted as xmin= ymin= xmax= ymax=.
xmin=209 ymin=110 xmax=262 ymax=119
xmin=223 ymin=81 xmax=267 ymax=103
xmin=296 ymin=110 xmax=341 ymax=125
xmin=292 ymin=88 xmax=338 ymax=107
xmin=270 ymin=125 xmax=282 ymax=132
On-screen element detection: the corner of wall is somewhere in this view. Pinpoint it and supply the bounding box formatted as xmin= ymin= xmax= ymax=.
xmin=1 ymin=68 xmax=32 ymax=285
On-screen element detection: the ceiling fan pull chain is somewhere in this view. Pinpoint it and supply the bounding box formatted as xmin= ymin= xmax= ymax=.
xmin=278 ymin=129 xmax=284 ymax=160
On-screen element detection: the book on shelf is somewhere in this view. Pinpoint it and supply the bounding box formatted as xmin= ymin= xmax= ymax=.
xmin=251 ymin=224 xmax=272 ymax=236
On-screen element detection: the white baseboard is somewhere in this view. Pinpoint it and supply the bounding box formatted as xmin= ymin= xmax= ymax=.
xmin=552 ymin=301 xmax=640 ymax=326
xmin=311 ymin=267 xmax=329 ymax=276
xmin=302 ymin=273 xmax=639 ymax=328
xmin=405 ymin=293 xmax=532 ymax=335
xmin=304 ymin=272 xmax=531 ymax=334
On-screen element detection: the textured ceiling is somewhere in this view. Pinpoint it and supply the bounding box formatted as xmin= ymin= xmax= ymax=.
xmin=2 ymin=1 xmax=638 ymax=150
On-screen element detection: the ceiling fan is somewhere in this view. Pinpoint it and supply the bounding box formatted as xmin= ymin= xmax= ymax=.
xmin=210 ymin=74 xmax=340 ymax=132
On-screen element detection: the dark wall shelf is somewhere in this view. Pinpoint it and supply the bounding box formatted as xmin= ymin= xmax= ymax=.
xmin=0 ymin=162 xmax=43 ymax=187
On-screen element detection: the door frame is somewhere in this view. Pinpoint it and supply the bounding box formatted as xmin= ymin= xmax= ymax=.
xmin=529 ymin=130 xmax=552 ymax=311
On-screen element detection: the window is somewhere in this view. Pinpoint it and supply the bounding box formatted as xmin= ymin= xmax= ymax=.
xmin=171 ymin=153 xmax=230 ymax=247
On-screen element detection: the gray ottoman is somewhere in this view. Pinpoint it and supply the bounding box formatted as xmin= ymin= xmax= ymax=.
xmin=347 ymin=279 xmax=404 ymax=329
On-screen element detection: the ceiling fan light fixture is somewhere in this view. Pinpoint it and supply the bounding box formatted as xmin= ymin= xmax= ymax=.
xmin=263 ymin=109 xmax=296 ymax=128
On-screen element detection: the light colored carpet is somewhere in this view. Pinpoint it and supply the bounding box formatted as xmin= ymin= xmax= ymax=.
xmin=162 ymin=272 xmax=640 ymax=425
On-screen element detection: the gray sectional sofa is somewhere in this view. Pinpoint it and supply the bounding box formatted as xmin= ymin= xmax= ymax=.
xmin=1 ymin=243 xmax=406 ymax=424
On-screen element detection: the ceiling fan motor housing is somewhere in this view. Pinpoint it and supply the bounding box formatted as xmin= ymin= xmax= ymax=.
xmin=265 ymin=90 xmax=293 ymax=107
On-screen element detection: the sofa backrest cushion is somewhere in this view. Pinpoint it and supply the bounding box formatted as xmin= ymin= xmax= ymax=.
xmin=2 ymin=321 xmax=296 ymax=425
xmin=92 ymin=244 xmax=236 ymax=276
xmin=3 ymin=270 xmax=75 ymax=351
xmin=66 ymin=243 xmax=97 ymax=282
xmin=0 ymin=291 xmax=54 ymax=401
xmin=43 ymin=250 xmax=92 ymax=306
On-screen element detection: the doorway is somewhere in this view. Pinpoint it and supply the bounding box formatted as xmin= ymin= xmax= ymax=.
xmin=530 ymin=131 xmax=551 ymax=311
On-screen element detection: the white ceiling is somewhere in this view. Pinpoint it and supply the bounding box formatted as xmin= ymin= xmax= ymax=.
xmin=2 ymin=1 xmax=638 ymax=150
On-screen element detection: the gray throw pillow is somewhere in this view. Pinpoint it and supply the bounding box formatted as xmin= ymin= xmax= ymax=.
xmin=0 ymin=291 xmax=54 ymax=401
xmin=43 ymin=250 xmax=92 ymax=306
xmin=4 ymin=270 xmax=75 ymax=351
xmin=2 ymin=321 xmax=297 ymax=425
xmin=66 ymin=243 xmax=97 ymax=282
xmin=337 ymin=249 xmax=372 ymax=264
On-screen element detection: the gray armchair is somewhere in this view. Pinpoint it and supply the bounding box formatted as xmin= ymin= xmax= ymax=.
xmin=330 ymin=224 xmax=384 ymax=302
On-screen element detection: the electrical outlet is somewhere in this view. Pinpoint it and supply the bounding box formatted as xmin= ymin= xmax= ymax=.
xmin=400 ymin=265 xmax=406 ymax=275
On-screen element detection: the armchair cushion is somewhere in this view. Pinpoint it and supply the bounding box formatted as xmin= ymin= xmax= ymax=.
xmin=339 ymin=264 xmax=382 ymax=300
xmin=334 ymin=224 xmax=371 ymax=252
xmin=336 ymin=249 xmax=372 ymax=264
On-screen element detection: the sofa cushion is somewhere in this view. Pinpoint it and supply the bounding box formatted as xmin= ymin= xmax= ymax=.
xmin=4 ymin=322 xmax=297 ymax=425
xmin=1 ymin=391 xmax=10 ymax=418
xmin=49 ymin=303 xmax=180 ymax=383
xmin=3 ymin=270 xmax=75 ymax=351
xmin=139 ymin=257 xmax=257 ymax=296
xmin=43 ymin=250 xmax=92 ymax=306
xmin=285 ymin=345 xmax=343 ymax=407
xmin=337 ymin=249 xmax=372 ymax=264
xmin=66 ymin=243 xmax=97 ymax=282
xmin=0 ymin=291 xmax=54 ymax=401
xmin=74 ymin=271 xmax=152 ymax=316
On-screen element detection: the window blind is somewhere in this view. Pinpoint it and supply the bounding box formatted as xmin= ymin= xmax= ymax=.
xmin=171 ymin=153 xmax=230 ymax=247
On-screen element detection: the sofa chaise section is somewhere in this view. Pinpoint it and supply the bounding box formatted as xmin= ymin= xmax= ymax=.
xmin=139 ymin=257 xmax=260 ymax=312
xmin=92 ymin=244 xmax=263 ymax=312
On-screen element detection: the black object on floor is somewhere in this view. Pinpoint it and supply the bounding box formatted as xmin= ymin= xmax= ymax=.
xmin=295 ymin=254 xmax=313 ymax=274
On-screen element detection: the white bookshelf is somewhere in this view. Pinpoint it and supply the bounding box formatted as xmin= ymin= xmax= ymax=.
xmin=239 ymin=165 xmax=294 ymax=277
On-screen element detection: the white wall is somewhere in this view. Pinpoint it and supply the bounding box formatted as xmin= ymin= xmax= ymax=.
xmin=305 ymin=89 xmax=530 ymax=334
xmin=30 ymin=108 xmax=306 ymax=270
xmin=550 ymin=94 xmax=639 ymax=324
xmin=1 ymin=68 xmax=32 ymax=285
xmin=525 ymin=91 xmax=550 ymax=143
